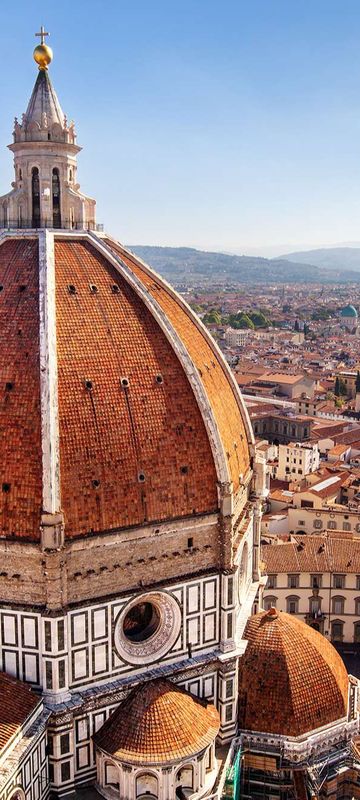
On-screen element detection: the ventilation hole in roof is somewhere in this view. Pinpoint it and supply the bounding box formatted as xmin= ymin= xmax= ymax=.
xmin=5 ymin=382 xmax=13 ymax=391
xmin=2 ymin=483 xmax=10 ymax=493
xmin=68 ymin=284 xmax=77 ymax=295
xmin=89 ymin=284 xmax=98 ymax=294
xmin=180 ymin=465 xmax=188 ymax=475
xmin=155 ymin=374 xmax=164 ymax=385
xmin=138 ymin=471 xmax=146 ymax=483
xmin=0 ymin=285 xmax=3 ymax=292
xmin=92 ymin=479 xmax=100 ymax=489
xmin=121 ymin=377 xmax=130 ymax=388
xmin=155 ymin=528 xmax=160 ymax=534
xmin=18 ymin=285 xmax=27 ymax=292
xmin=111 ymin=284 xmax=120 ymax=294
xmin=17 ymin=328 xmax=22 ymax=336
xmin=85 ymin=379 xmax=93 ymax=391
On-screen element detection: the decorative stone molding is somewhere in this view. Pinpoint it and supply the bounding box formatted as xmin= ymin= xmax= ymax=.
xmin=114 ymin=591 xmax=181 ymax=666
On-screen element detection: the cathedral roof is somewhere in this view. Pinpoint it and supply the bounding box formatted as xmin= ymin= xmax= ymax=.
xmin=239 ymin=608 xmax=349 ymax=737
xmin=0 ymin=670 xmax=40 ymax=753
xmin=93 ymin=678 xmax=220 ymax=764
xmin=24 ymin=68 xmax=65 ymax=130
xmin=0 ymin=231 xmax=252 ymax=540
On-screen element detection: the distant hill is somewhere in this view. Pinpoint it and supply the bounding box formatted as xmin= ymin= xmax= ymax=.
xmin=280 ymin=247 xmax=360 ymax=273
xmin=129 ymin=245 xmax=360 ymax=284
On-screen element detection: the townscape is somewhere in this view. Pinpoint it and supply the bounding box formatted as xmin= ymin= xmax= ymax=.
xmin=1 ymin=13 xmax=360 ymax=800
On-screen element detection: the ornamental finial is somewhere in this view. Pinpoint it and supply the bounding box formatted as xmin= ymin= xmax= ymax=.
xmin=33 ymin=26 xmax=53 ymax=70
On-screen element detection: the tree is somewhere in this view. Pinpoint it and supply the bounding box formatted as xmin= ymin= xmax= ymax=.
xmin=303 ymin=323 xmax=310 ymax=336
xmin=249 ymin=310 xmax=270 ymax=328
xmin=294 ymin=319 xmax=300 ymax=332
xmin=202 ymin=309 xmax=222 ymax=325
xmin=335 ymin=376 xmax=347 ymax=397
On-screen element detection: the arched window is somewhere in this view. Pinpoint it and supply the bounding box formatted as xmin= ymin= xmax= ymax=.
xmin=264 ymin=596 xmax=277 ymax=611
xmin=136 ymin=773 xmax=158 ymax=799
xmin=31 ymin=167 xmax=40 ymax=227
xmin=105 ymin=761 xmax=119 ymax=787
xmin=52 ymin=168 xmax=61 ymax=228
xmin=69 ymin=168 xmax=73 ymax=182
xmin=309 ymin=596 xmax=321 ymax=614
xmin=176 ymin=765 xmax=194 ymax=795
xmin=332 ymin=596 xmax=345 ymax=615
xmin=8 ymin=790 xmax=25 ymax=800
xmin=286 ymin=595 xmax=299 ymax=614
xmin=18 ymin=206 xmax=23 ymax=228
xmin=331 ymin=620 xmax=344 ymax=642
xmin=355 ymin=598 xmax=360 ymax=616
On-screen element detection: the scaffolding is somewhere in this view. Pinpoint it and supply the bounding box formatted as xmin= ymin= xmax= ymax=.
xmin=221 ymin=746 xmax=242 ymax=800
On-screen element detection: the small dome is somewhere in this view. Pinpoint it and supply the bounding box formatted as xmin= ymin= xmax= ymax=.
xmin=340 ymin=304 xmax=358 ymax=318
xmin=238 ymin=609 xmax=349 ymax=737
xmin=94 ymin=678 xmax=220 ymax=764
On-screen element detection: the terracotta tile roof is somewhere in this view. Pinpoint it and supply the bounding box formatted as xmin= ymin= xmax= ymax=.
xmin=94 ymin=678 xmax=220 ymax=764
xmin=106 ymin=240 xmax=250 ymax=492
xmin=258 ymin=373 xmax=304 ymax=384
xmin=0 ymin=670 xmax=40 ymax=753
xmin=55 ymin=240 xmax=218 ymax=536
xmin=239 ymin=609 xmax=349 ymax=737
xmin=0 ymin=239 xmax=42 ymax=539
xmin=261 ymin=534 xmax=360 ymax=575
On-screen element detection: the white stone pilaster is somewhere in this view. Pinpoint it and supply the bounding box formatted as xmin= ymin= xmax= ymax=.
xmin=39 ymin=229 xmax=63 ymax=549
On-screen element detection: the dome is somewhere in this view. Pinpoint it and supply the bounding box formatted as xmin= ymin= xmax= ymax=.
xmin=238 ymin=609 xmax=349 ymax=738
xmin=93 ymin=678 xmax=220 ymax=764
xmin=0 ymin=233 xmax=252 ymax=540
xmin=340 ymin=304 xmax=358 ymax=318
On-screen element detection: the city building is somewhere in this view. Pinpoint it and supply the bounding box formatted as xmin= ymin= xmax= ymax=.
xmin=262 ymin=533 xmax=360 ymax=644
xmin=277 ymin=441 xmax=320 ymax=482
xmin=224 ymin=328 xmax=251 ymax=348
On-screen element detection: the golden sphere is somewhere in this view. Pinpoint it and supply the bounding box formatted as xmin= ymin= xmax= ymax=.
xmin=33 ymin=43 xmax=53 ymax=70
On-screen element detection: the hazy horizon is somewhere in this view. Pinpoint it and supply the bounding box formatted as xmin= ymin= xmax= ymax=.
xmin=1 ymin=1 xmax=360 ymax=252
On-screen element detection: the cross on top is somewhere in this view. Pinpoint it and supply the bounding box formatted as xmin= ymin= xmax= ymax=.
xmin=35 ymin=26 xmax=50 ymax=45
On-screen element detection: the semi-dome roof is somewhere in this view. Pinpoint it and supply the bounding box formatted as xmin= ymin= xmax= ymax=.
xmin=0 ymin=231 xmax=252 ymax=540
xmin=238 ymin=608 xmax=349 ymax=738
xmin=340 ymin=304 xmax=358 ymax=318
xmin=93 ymin=678 xmax=220 ymax=764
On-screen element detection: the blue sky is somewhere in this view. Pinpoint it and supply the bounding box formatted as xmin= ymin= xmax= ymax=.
xmin=1 ymin=1 xmax=360 ymax=254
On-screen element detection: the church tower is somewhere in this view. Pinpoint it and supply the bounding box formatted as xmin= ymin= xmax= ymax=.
xmin=0 ymin=27 xmax=95 ymax=230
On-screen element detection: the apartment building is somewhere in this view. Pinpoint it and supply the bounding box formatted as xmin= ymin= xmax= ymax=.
xmin=262 ymin=534 xmax=360 ymax=643
xmin=277 ymin=441 xmax=320 ymax=481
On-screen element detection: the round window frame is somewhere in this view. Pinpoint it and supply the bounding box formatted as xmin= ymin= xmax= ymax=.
xmin=114 ymin=591 xmax=181 ymax=666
